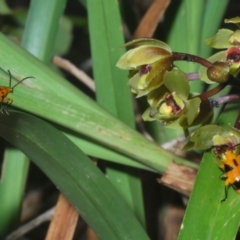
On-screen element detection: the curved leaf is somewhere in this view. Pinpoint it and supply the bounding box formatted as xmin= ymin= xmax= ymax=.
xmin=0 ymin=111 xmax=150 ymax=240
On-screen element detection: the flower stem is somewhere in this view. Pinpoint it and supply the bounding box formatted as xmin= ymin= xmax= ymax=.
xmin=197 ymin=83 xmax=227 ymax=101
xmin=173 ymin=52 xmax=212 ymax=68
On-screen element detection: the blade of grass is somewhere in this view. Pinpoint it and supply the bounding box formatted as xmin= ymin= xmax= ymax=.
xmin=166 ymin=1 xmax=204 ymax=92
xmin=185 ymin=0 xmax=204 ymax=56
xmin=0 ymin=149 xmax=29 ymax=239
xmin=87 ymin=1 xmax=135 ymax=123
xmin=87 ymin=0 xmax=145 ymax=224
xmin=0 ymin=111 xmax=150 ymax=240
xmin=22 ymin=0 xmax=67 ymax=63
xmin=166 ymin=1 xmax=188 ymax=71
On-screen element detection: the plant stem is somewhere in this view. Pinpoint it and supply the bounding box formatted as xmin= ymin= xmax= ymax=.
xmin=197 ymin=83 xmax=227 ymax=100
xmin=173 ymin=52 xmax=212 ymax=68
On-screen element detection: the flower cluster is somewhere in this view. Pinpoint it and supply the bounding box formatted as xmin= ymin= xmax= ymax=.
xmin=116 ymin=17 xmax=240 ymax=136
xmin=117 ymin=39 xmax=212 ymax=133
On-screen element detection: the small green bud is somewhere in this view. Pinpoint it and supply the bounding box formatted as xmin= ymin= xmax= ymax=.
xmin=207 ymin=62 xmax=230 ymax=83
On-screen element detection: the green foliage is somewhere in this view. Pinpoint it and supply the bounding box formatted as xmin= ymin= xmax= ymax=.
xmin=116 ymin=4 xmax=240 ymax=240
xmin=0 ymin=0 xmax=239 ymax=239
xmin=86 ymin=0 xmax=145 ymax=225
xmin=0 ymin=111 xmax=150 ymax=240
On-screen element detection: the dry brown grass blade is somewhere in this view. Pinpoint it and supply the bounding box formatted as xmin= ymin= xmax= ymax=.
xmin=133 ymin=0 xmax=171 ymax=38
xmin=52 ymin=56 xmax=95 ymax=91
xmin=45 ymin=194 xmax=79 ymax=240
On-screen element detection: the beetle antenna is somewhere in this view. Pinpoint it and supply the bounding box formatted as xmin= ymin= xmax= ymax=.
xmin=7 ymin=70 xmax=12 ymax=88
xmin=11 ymin=76 xmax=35 ymax=89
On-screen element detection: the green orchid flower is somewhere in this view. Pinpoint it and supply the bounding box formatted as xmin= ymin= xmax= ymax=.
xmin=116 ymin=38 xmax=173 ymax=97
xmin=142 ymin=68 xmax=212 ymax=132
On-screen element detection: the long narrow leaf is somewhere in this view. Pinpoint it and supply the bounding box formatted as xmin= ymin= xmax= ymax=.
xmin=0 ymin=34 xmax=197 ymax=173
xmin=22 ymin=0 xmax=67 ymax=63
xmin=0 ymin=150 xmax=29 ymax=238
xmin=87 ymin=0 xmax=145 ymax=224
xmin=0 ymin=111 xmax=150 ymax=240
xmin=87 ymin=0 xmax=135 ymax=124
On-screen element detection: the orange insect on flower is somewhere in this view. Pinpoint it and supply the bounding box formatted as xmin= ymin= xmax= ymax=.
xmin=219 ymin=150 xmax=240 ymax=202
xmin=0 ymin=70 xmax=34 ymax=114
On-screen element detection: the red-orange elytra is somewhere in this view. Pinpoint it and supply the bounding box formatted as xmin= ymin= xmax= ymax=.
xmin=0 ymin=70 xmax=34 ymax=114
xmin=219 ymin=149 xmax=240 ymax=202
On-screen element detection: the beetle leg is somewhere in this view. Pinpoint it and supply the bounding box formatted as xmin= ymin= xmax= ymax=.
xmin=1 ymin=98 xmax=13 ymax=115
xmin=221 ymin=186 xmax=228 ymax=202
xmin=220 ymin=179 xmax=231 ymax=202
xmin=219 ymin=172 xmax=227 ymax=180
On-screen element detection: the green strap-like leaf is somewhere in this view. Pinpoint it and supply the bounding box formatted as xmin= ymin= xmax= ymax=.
xmin=0 ymin=32 xmax=197 ymax=173
xmin=87 ymin=0 xmax=145 ymax=224
xmin=0 ymin=111 xmax=150 ymax=240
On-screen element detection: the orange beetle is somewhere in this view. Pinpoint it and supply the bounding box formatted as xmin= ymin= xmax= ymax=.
xmin=0 ymin=70 xmax=34 ymax=114
xmin=219 ymin=150 xmax=240 ymax=202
